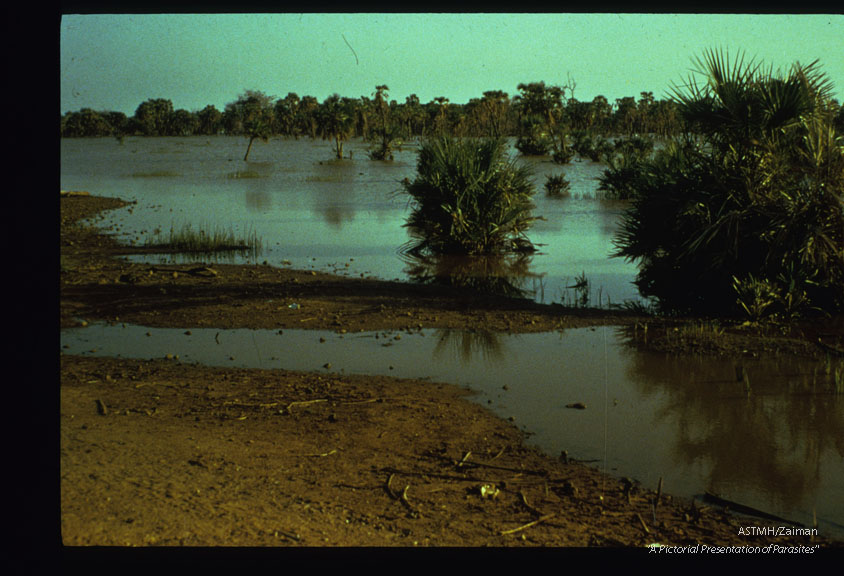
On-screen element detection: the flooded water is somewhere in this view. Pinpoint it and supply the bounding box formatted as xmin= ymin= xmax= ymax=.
xmin=61 ymin=136 xmax=844 ymax=539
xmin=60 ymin=136 xmax=641 ymax=305
xmin=60 ymin=322 xmax=844 ymax=538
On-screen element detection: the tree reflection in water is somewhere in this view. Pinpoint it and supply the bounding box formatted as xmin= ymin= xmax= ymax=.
xmin=616 ymin=335 xmax=844 ymax=518
xmin=400 ymin=250 xmax=542 ymax=300
xmin=432 ymin=328 xmax=505 ymax=365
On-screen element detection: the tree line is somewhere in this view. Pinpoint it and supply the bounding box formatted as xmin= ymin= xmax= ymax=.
xmin=60 ymin=83 xmax=692 ymax=146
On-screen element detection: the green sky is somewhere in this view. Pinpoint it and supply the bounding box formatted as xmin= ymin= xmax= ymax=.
xmin=60 ymin=13 xmax=844 ymax=114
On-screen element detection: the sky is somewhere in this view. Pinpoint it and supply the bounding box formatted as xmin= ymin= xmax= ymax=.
xmin=59 ymin=13 xmax=844 ymax=116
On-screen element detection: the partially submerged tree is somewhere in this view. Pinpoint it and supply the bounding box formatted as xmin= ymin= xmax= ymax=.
xmin=614 ymin=49 xmax=844 ymax=319
xmin=513 ymin=81 xmax=576 ymax=162
xmin=402 ymin=137 xmax=537 ymax=256
xmin=318 ymin=94 xmax=354 ymax=159
xmin=225 ymin=90 xmax=275 ymax=161
xmin=367 ymin=85 xmax=397 ymax=160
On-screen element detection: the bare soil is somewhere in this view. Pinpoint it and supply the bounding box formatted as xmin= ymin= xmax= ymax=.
xmin=58 ymin=194 xmax=842 ymax=551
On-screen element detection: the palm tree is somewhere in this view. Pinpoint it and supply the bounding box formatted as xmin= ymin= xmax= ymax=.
xmin=368 ymin=85 xmax=396 ymax=160
xmin=614 ymin=49 xmax=844 ymax=317
xmin=402 ymin=137 xmax=537 ymax=256
xmin=318 ymin=94 xmax=354 ymax=159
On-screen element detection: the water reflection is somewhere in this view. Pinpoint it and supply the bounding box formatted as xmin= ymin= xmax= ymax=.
xmin=433 ymin=329 xmax=505 ymax=364
xmin=60 ymin=136 xmax=642 ymax=304
xmin=401 ymin=251 xmax=541 ymax=299
xmin=244 ymin=189 xmax=272 ymax=212
xmin=59 ymin=322 xmax=844 ymax=537
xmin=623 ymin=349 xmax=844 ymax=526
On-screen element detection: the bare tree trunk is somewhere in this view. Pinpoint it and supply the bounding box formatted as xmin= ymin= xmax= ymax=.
xmin=244 ymin=136 xmax=256 ymax=161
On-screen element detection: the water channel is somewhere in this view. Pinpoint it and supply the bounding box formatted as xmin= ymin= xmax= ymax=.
xmin=61 ymin=136 xmax=844 ymax=539
xmin=60 ymin=322 xmax=843 ymax=538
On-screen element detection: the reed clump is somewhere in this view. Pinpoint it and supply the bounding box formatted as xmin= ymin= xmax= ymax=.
xmin=146 ymin=222 xmax=262 ymax=255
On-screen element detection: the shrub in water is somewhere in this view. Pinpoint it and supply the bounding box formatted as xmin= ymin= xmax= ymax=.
xmin=402 ymin=137 xmax=537 ymax=255
xmin=614 ymin=49 xmax=844 ymax=317
xmin=544 ymin=173 xmax=571 ymax=197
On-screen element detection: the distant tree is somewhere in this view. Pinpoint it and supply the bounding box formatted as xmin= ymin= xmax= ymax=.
xmin=298 ymin=96 xmax=320 ymax=139
xmin=635 ymin=91 xmax=655 ymax=134
xmin=60 ymin=108 xmax=112 ymax=137
xmin=590 ymin=95 xmax=613 ymax=134
xmin=426 ymin=97 xmax=451 ymax=136
xmin=368 ymin=85 xmax=397 ymax=160
xmin=613 ymin=96 xmax=637 ymax=137
xmin=196 ymin=105 xmax=223 ymax=135
xmin=225 ymin=90 xmax=276 ymax=161
xmin=169 ymin=109 xmax=199 ymax=136
xmin=317 ymin=94 xmax=354 ymax=159
xmin=514 ymin=81 xmax=574 ymax=162
xmin=133 ymin=98 xmax=174 ymax=136
xmin=274 ymin=92 xmax=301 ymax=137
xmin=102 ymin=111 xmax=129 ymax=138
xmin=468 ymin=90 xmax=510 ymax=139
xmin=401 ymin=94 xmax=426 ymax=137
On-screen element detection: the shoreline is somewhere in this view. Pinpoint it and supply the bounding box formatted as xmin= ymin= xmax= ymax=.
xmin=59 ymin=194 xmax=842 ymax=548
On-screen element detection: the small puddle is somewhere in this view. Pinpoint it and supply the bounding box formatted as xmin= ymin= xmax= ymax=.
xmin=60 ymin=322 xmax=844 ymax=538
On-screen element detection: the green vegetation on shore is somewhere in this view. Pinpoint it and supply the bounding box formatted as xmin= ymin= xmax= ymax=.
xmin=613 ymin=50 xmax=844 ymax=321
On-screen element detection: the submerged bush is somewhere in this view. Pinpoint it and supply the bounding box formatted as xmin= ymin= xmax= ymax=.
xmin=515 ymin=124 xmax=553 ymax=156
xmin=614 ymin=50 xmax=844 ymax=318
xmin=597 ymin=136 xmax=657 ymax=199
xmin=572 ymin=131 xmax=614 ymax=162
xmin=402 ymin=136 xmax=537 ymax=255
xmin=544 ymin=173 xmax=571 ymax=197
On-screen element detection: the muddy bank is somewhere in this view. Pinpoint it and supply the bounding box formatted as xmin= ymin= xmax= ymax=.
xmin=59 ymin=194 xmax=842 ymax=548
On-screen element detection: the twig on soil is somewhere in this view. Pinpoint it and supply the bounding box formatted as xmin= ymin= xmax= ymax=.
xmin=500 ymin=513 xmax=557 ymax=536
xmin=385 ymin=473 xmax=397 ymax=499
xmin=703 ymin=491 xmax=803 ymax=526
xmin=283 ymin=398 xmax=328 ymax=413
xmin=384 ymin=466 xmax=495 ymax=484
xmin=518 ymin=491 xmax=544 ymax=517
xmin=341 ymin=398 xmax=379 ymax=406
xmin=305 ymin=448 xmax=338 ymax=457
xmin=455 ymin=459 xmax=550 ymax=477
xmin=385 ymin=474 xmax=420 ymax=515
xmin=457 ymin=451 xmax=472 ymax=468
xmin=636 ymin=512 xmax=650 ymax=534
xmin=489 ymin=447 xmax=506 ymax=461
xmin=275 ymin=529 xmax=301 ymax=542
xmin=400 ymin=485 xmax=417 ymax=513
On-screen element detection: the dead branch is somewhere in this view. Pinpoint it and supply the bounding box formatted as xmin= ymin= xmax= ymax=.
xmin=500 ymin=513 xmax=557 ymax=536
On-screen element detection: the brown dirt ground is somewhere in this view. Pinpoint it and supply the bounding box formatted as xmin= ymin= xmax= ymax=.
xmin=58 ymin=194 xmax=843 ymax=553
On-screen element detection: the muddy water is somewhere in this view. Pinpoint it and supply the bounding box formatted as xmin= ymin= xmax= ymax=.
xmin=60 ymin=323 xmax=844 ymax=539
xmin=60 ymin=136 xmax=641 ymax=305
